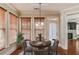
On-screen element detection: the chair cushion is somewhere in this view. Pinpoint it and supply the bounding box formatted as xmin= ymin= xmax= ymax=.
xmin=25 ymin=46 xmax=32 ymax=51
xmin=50 ymin=40 xmax=54 ymax=46
xmin=26 ymin=41 xmax=31 ymax=47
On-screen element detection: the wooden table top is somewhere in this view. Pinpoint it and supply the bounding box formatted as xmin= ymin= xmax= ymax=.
xmin=30 ymin=40 xmax=51 ymax=49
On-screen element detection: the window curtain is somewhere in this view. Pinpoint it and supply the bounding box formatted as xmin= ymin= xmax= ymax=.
xmin=9 ymin=13 xmax=17 ymax=44
xmin=0 ymin=8 xmax=6 ymax=49
xmin=21 ymin=17 xmax=31 ymax=40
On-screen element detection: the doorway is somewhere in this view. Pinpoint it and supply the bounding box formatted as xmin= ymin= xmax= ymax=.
xmin=67 ymin=14 xmax=79 ymax=55
xmin=49 ymin=22 xmax=57 ymax=45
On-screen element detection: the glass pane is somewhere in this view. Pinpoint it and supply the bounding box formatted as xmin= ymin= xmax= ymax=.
xmin=9 ymin=13 xmax=17 ymax=44
xmin=49 ymin=23 xmax=57 ymax=40
xmin=0 ymin=8 xmax=6 ymax=49
xmin=21 ymin=17 xmax=31 ymax=40
xmin=49 ymin=22 xmax=57 ymax=46
xmin=34 ymin=17 xmax=45 ymax=40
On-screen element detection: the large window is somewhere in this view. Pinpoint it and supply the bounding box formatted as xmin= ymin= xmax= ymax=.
xmin=0 ymin=7 xmax=6 ymax=49
xmin=9 ymin=13 xmax=17 ymax=44
xmin=34 ymin=17 xmax=45 ymax=40
xmin=21 ymin=17 xmax=31 ymax=40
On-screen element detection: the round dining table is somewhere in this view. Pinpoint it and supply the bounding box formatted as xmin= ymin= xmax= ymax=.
xmin=30 ymin=40 xmax=51 ymax=49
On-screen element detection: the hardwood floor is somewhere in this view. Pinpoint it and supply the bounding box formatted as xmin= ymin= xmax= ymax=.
xmin=58 ymin=40 xmax=79 ymax=55
xmin=11 ymin=47 xmax=66 ymax=55
xmin=68 ymin=40 xmax=79 ymax=55
xmin=0 ymin=48 xmax=5 ymax=51
xmin=68 ymin=40 xmax=76 ymax=55
xmin=58 ymin=47 xmax=67 ymax=55
xmin=11 ymin=48 xmax=22 ymax=55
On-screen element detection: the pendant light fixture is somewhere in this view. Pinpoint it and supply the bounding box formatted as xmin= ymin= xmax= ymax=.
xmin=39 ymin=3 xmax=44 ymax=26
xmin=34 ymin=3 xmax=44 ymax=27
xmin=34 ymin=3 xmax=45 ymax=41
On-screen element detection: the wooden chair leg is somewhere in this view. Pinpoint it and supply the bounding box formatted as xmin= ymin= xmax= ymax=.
xmin=23 ymin=51 xmax=26 ymax=55
xmin=48 ymin=49 xmax=50 ymax=55
xmin=31 ymin=51 xmax=34 ymax=55
xmin=56 ymin=50 xmax=57 ymax=55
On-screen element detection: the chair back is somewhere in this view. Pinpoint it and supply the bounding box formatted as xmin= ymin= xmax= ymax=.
xmin=23 ymin=40 xmax=27 ymax=50
xmin=52 ymin=39 xmax=59 ymax=49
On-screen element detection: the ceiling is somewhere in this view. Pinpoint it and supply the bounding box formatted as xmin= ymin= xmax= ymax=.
xmin=11 ymin=3 xmax=79 ymax=15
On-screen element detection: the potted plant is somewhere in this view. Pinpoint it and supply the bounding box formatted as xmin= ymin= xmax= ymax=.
xmin=17 ymin=32 xmax=24 ymax=49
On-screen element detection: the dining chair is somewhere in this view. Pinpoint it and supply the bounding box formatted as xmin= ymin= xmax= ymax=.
xmin=50 ymin=39 xmax=59 ymax=55
xmin=32 ymin=47 xmax=49 ymax=55
xmin=23 ymin=40 xmax=32 ymax=55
